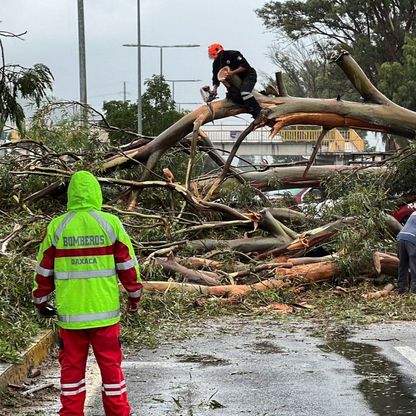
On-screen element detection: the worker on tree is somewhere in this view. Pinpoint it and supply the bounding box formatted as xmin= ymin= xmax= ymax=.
xmin=32 ymin=170 xmax=142 ymax=416
xmin=207 ymin=43 xmax=266 ymax=122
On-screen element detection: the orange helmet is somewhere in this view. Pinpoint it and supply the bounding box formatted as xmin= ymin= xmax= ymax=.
xmin=208 ymin=43 xmax=224 ymax=59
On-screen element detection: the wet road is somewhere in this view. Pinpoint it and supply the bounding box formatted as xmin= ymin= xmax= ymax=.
xmin=88 ymin=318 xmax=416 ymax=416
xmin=7 ymin=318 xmax=416 ymax=415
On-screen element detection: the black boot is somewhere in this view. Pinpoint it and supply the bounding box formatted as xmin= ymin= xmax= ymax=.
xmin=244 ymin=96 xmax=262 ymax=118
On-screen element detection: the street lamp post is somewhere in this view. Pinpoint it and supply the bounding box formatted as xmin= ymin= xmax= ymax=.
xmin=77 ymin=0 xmax=88 ymax=127
xmin=165 ymin=79 xmax=202 ymax=102
xmin=136 ymin=0 xmax=142 ymax=134
xmin=123 ymin=40 xmax=199 ymax=135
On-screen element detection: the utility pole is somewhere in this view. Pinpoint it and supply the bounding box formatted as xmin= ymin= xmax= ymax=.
xmin=123 ymin=81 xmax=127 ymax=102
xmin=77 ymin=0 xmax=88 ymax=127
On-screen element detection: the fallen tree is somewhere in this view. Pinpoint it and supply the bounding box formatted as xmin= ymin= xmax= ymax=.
xmin=20 ymin=49 xmax=416 ymax=204
xmin=1 ymin=49 xmax=408 ymax=308
xmin=142 ymin=260 xmax=339 ymax=298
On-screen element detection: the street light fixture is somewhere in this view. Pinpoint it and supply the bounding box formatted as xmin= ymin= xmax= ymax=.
xmin=123 ymin=44 xmax=200 ymax=78
xmin=124 ymin=0 xmax=199 ymax=134
xmin=165 ymin=79 xmax=202 ymax=102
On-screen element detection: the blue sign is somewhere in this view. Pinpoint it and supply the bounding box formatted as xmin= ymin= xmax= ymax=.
xmin=230 ymin=130 xmax=242 ymax=139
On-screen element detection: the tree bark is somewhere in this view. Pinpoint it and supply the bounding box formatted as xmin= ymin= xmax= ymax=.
xmin=142 ymin=260 xmax=338 ymax=297
xmin=256 ymin=218 xmax=354 ymax=259
xmin=187 ymin=236 xmax=290 ymax=254
xmin=196 ymin=165 xmax=384 ymax=192
xmin=374 ymin=251 xmax=399 ymax=277
xmin=362 ymin=284 xmax=395 ymax=299
xmin=269 ymin=208 xmax=307 ymax=224
xmin=274 ymin=261 xmax=339 ymax=282
xmin=153 ymin=255 xmax=221 ymax=286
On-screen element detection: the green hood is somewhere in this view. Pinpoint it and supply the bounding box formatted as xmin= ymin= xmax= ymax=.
xmin=67 ymin=171 xmax=102 ymax=211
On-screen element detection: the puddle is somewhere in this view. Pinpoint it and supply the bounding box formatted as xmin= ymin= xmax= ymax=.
xmin=174 ymin=353 xmax=230 ymax=366
xmin=246 ymin=341 xmax=286 ymax=354
xmin=318 ymin=340 xmax=416 ymax=415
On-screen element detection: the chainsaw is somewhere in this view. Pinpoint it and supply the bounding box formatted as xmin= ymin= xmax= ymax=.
xmin=200 ymin=86 xmax=217 ymax=122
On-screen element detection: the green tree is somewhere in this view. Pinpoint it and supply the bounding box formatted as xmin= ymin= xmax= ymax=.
xmin=267 ymin=38 xmax=359 ymax=100
xmin=0 ymin=31 xmax=53 ymax=132
xmin=378 ymin=35 xmax=416 ymax=111
xmin=256 ymin=0 xmax=416 ymax=84
xmin=142 ymin=75 xmax=184 ymax=136
xmin=102 ymin=100 xmax=138 ymax=145
xmin=102 ymin=75 xmax=185 ymax=145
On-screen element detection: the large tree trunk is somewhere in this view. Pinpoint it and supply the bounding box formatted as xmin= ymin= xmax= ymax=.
xmin=142 ymin=260 xmax=339 ymax=297
xmin=197 ymin=165 xmax=384 ymax=191
xmin=187 ymin=236 xmax=290 ymax=254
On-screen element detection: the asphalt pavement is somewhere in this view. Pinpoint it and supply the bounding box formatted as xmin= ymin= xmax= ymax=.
xmin=89 ymin=318 xmax=416 ymax=416
xmin=6 ymin=317 xmax=416 ymax=416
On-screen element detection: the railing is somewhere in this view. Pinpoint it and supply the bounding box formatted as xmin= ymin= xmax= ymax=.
xmin=206 ymin=124 xmax=365 ymax=152
xmin=206 ymin=126 xmax=271 ymax=143
xmin=279 ymin=127 xmax=365 ymax=152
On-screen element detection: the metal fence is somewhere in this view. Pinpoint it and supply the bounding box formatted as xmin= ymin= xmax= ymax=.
xmin=204 ymin=124 xmax=365 ymax=152
xmin=205 ymin=125 xmax=276 ymax=143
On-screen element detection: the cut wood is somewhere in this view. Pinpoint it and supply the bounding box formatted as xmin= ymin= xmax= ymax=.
xmin=274 ymin=261 xmax=339 ymax=282
xmin=259 ymin=303 xmax=294 ymax=313
xmin=142 ymin=279 xmax=286 ymax=298
xmin=142 ymin=260 xmax=339 ymax=298
xmin=362 ymin=284 xmax=395 ymax=299
xmin=373 ymin=252 xmax=399 ymax=277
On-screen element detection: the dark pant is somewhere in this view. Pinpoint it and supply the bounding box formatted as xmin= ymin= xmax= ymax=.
xmin=397 ymin=239 xmax=416 ymax=293
xmin=226 ymin=70 xmax=261 ymax=117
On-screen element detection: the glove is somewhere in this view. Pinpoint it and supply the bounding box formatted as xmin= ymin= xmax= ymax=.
xmin=126 ymin=298 xmax=140 ymax=314
xmin=224 ymin=70 xmax=234 ymax=81
xmin=38 ymin=303 xmax=56 ymax=318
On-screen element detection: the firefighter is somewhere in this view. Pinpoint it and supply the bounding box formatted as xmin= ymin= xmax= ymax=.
xmin=207 ymin=42 xmax=265 ymax=122
xmin=33 ymin=170 xmax=142 ymax=416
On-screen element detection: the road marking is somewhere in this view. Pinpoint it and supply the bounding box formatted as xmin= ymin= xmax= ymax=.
xmin=122 ymin=361 xmax=193 ymax=369
xmin=394 ymin=346 xmax=416 ymax=366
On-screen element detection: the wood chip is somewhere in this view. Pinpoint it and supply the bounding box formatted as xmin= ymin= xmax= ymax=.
xmin=22 ymin=383 xmax=54 ymax=396
xmin=261 ymin=303 xmax=294 ymax=313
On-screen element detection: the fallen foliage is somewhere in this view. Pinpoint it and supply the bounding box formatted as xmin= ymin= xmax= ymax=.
xmin=3 ymin=50 xmax=416 ymax=364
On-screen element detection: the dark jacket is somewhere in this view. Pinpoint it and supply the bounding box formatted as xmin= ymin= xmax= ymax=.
xmin=212 ymin=50 xmax=256 ymax=87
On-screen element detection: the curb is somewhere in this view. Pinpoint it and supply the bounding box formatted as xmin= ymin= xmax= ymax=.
xmin=0 ymin=330 xmax=55 ymax=391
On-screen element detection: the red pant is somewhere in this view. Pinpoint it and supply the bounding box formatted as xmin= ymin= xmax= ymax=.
xmin=58 ymin=323 xmax=131 ymax=416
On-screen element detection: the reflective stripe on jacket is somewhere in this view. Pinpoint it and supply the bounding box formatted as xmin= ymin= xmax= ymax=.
xmin=32 ymin=171 xmax=142 ymax=329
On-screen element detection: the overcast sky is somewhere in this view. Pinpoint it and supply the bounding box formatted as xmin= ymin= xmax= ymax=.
xmin=1 ymin=0 xmax=277 ymax=114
